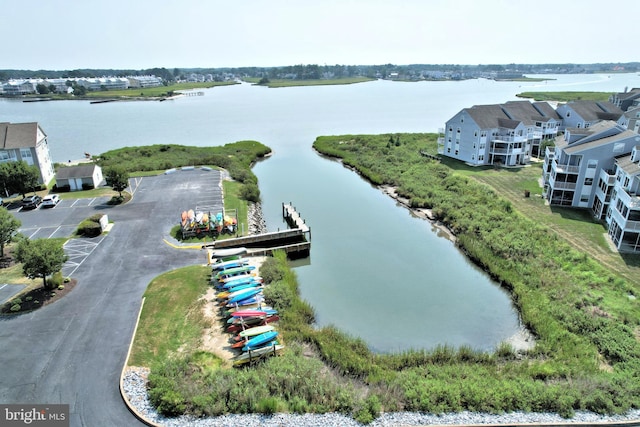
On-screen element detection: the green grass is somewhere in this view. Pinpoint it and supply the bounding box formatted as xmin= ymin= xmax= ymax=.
xmin=128 ymin=265 xmax=211 ymax=367
xmin=243 ymin=77 xmax=375 ymax=88
xmin=223 ymin=180 xmax=249 ymax=236
xmin=516 ymin=91 xmax=614 ymax=102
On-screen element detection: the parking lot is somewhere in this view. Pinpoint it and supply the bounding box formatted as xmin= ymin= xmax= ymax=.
xmin=11 ymin=196 xmax=112 ymax=239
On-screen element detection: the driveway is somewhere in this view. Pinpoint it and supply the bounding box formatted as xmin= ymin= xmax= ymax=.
xmin=0 ymin=168 xmax=223 ymax=426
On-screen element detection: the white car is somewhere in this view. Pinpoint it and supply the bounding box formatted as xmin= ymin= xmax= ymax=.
xmin=41 ymin=194 xmax=60 ymax=208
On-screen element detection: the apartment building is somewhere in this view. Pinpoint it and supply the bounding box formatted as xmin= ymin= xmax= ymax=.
xmin=605 ymin=146 xmax=640 ymax=253
xmin=542 ymin=121 xmax=640 ymax=215
xmin=438 ymin=101 xmax=560 ymax=166
xmin=0 ymin=122 xmax=55 ymax=186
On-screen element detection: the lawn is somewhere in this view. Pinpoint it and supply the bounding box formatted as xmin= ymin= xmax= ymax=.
xmin=127 ymin=265 xmax=211 ymax=367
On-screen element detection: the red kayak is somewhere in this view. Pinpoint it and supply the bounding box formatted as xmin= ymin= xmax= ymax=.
xmin=230 ymin=310 xmax=268 ymax=318
xmin=227 ymin=315 xmax=280 ymax=333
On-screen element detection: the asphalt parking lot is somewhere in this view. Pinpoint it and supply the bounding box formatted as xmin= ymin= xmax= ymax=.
xmin=1 ymin=167 xmax=224 ymax=425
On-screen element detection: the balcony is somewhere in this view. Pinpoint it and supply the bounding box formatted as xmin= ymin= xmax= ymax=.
xmin=551 ymin=181 xmax=577 ymax=190
xmin=552 ymin=159 xmax=580 ymax=174
xmin=491 ymin=135 xmax=527 ymax=143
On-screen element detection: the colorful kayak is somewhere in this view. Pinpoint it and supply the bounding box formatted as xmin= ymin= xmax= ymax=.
xmin=238 ymin=325 xmax=275 ymax=338
xmin=242 ymin=331 xmax=279 ymax=351
xmin=226 ymin=288 xmax=262 ymax=304
xmin=220 ymin=276 xmax=263 ymax=289
xmin=210 ymin=247 xmax=247 ymax=259
xmin=230 ymin=310 xmax=268 ymax=318
xmin=215 ymin=265 xmax=256 ymax=280
xmin=225 ymin=295 xmax=264 ymax=308
xmin=219 ymin=285 xmax=261 ymax=300
xmin=224 ymin=283 xmax=262 ymax=295
xmin=218 ymin=273 xmax=257 ymax=285
xmin=232 ymin=344 xmax=284 ymax=367
xmin=226 ymin=315 xmax=279 ymax=333
xmin=211 ymin=258 xmax=250 ymax=271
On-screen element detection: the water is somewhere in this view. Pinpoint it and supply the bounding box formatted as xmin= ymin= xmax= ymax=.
xmin=2 ymin=72 xmax=639 ymax=352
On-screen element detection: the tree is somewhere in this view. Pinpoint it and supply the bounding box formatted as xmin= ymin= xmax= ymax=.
xmin=0 ymin=207 xmax=21 ymax=258
xmin=14 ymin=238 xmax=68 ymax=290
xmin=104 ymin=166 xmax=129 ymax=197
xmin=0 ymin=161 xmax=41 ymax=197
xmin=36 ymin=83 xmax=50 ymax=95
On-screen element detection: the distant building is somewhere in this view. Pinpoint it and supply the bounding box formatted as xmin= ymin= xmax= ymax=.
xmin=55 ymin=164 xmax=104 ymax=191
xmin=127 ymin=75 xmax=163 ymax=88
xmin=0 ymin=122 xmax=55 ymax=185
xmin=76 ymin=77 xmax=129 ymax=91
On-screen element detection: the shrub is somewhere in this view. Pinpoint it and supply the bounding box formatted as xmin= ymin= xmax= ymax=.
xmin=77 ymin=219 xmax=102 ymax=237
xmin=10 ymin=304 xmax=21 ymax=312
xmin=50 ymin=272 xmax=63 ymax=289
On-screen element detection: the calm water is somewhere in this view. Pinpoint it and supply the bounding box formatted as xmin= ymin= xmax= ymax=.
xmin=2 ymin=73 xmax=639 ymax=352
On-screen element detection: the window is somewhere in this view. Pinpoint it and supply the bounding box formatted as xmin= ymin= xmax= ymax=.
xmin=584 ymin=177 xmax=593 ymax=186
xmin=478 ymin=154 xmax=484 ymax=161
xmin=0 ymin=151 xmax=8 ymax=161
xmin=566 ymin=111 xmax=571 ymax=118
xmin=587 ymin=160 xmax=597 ymax=168
xmin=455 ymin=150 xmax=459 ymax=156
xmin=447 ymin=147 xmax=451 ymax=153
xmin=20 ymin=148 xmax=34 ymax=165
xmin=580 ymin=195 xmax=590 ymax=203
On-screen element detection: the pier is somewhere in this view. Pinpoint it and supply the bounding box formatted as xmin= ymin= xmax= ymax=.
xmin=203 ymin=202 xmax=311 ymax=259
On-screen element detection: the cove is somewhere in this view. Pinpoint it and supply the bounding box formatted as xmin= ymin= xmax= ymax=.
xmin=2 ymin=72 xmax=639 ymax=352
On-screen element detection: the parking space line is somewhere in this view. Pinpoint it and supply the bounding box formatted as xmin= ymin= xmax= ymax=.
xmin=0 ymin=284 xmax=6 ymax=291
xmin=48 ymin=226 xmax=62 ymax=238
xmin=86 ymin=197 xmax=97 ymax=206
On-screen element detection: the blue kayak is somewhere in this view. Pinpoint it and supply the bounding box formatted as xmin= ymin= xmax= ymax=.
xmin=242 ymin=331 xmax=279 ymax=351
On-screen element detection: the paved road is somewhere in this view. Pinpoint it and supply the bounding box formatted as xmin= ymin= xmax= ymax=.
xmin=0 ymin=169 xmax=223 ymax=426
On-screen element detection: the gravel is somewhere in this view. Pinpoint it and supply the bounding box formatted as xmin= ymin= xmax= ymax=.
xmin=123 ymin=368 xmax=640 ymax=427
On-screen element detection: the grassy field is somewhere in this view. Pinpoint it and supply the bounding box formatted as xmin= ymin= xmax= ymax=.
xmin=242 ymin=77 xmax=375 ymax=87
xmin=516 ymin=91 xmax=614 ymax=102
xmin=128 ymin=265 xmax=211 ymax=367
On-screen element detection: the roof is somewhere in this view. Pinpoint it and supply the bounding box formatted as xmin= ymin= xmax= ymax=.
xmin=0 ymin=122 xmax=40 ymax=149
xmin=556 ymin=121 xmax=640 ymax=154
xmin=462 ymin=101 xmax=558 ymax=129
xmin=55 ymin=164 xmax=100 ymax=179
xmin=615 ymin=151 xmax=640 ymax=176
xmin=615 ymin=88 xmax=640 ymax=101
xmin=561 ymin=100 xmax=623 ymax=121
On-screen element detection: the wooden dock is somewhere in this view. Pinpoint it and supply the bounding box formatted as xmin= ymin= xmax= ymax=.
xmin=202 ymin=202 xmax=311 ymax=260
xmin=282 ymin=203 xmax=311 ymax=238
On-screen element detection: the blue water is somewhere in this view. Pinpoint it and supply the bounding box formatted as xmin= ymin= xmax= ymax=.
xmin=2 ymin=72 xmax=639 ymax=352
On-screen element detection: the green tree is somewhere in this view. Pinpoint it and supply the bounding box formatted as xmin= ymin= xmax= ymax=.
xmin=35 ymin=83 xmax=50 ymax=95
xmin=14 ymin=239 xmax=68 ymax=290
xmin=0 ymin=161 xmax=41 ymax=197
xmin=0 ymin=207 xmax=21 ymax=258
xmin=104 ymin=166 xmax=130 ymax=197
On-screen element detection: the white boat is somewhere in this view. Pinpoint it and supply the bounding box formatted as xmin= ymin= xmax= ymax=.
xmin=232 ymin=344 xmax=284 ymax=366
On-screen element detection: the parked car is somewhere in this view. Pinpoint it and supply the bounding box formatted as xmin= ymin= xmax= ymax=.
xmin=41 ymin=194 xmax=60 ymax=208
xmin=21 ymin=195 xmax=42 ymax=210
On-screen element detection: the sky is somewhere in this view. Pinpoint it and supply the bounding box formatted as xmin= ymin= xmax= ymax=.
xmin=3 ymin=0 xmax=638 ymax=70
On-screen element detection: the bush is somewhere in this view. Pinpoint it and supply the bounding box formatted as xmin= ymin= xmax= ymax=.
xmin=77 ymin=218 xmax=102 ymax=237
xmin=50 ymin=272 xmax=63 ymax=289
xmin=10 ymin=304 xmax=21 ymax=312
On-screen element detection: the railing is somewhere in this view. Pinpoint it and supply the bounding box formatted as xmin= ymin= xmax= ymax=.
xmin=551 ymin=181 xmax=577 ymax=190
xmin=623 ymin=220 xmax=640 ymax=231
xmin=552 ymin=159 xmax=580 ymax=174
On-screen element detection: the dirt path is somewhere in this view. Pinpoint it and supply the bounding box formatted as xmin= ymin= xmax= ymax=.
xmin=200 ymin=256 xmax=268 ymax=364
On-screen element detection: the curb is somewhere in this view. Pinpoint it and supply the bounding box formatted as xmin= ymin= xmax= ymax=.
xmin=119 ymin=297 xmax=161 ymax=427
